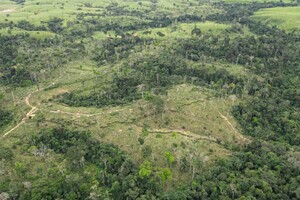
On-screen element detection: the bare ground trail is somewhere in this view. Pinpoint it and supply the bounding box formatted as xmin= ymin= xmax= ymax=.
xmin=2 ymin=75 xmax=64 ymax=138
xmin=218 ymin=111 xmax=249 ymax=142
xmin=1 ymin=69 xmax=128 ymax=137
xmin=47 ymin=108 xmax=127 ymax=118
xmin=2 ymin=91 xmax=38 ymax=137
xmin=0 ymin=9 xmax=15 ymax=13
xmin=148 ymin=128 xmax=218 ymax=143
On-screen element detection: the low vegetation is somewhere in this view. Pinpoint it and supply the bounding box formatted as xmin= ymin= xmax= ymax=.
xmin=252 ymin=6 xmax=300 ymax=32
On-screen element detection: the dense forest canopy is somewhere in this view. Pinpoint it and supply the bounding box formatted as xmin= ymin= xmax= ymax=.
xmin=0 ymin=0 xmax=299 ymax=199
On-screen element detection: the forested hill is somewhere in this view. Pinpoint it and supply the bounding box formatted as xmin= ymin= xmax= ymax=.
xmin=0 ymin=0 xmax=299 ymax=199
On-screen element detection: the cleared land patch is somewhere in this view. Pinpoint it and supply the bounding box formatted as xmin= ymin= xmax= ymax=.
xmin=134 ymin=21 xmax=230 ymax=39
xmin=0 ymin=9 xmax=15 ymax=13
xmin=252 ymin=6 xmax=300 ymax=32
xmin=1 ymin=58 xmax=248 ymax=183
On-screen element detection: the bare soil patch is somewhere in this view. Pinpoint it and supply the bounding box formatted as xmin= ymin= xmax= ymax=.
xmin=0 ymin=9 xmax=14 ymax=13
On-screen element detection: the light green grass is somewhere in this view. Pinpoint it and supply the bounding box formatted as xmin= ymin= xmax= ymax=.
xmin=0 ymin=0 xmax=219 ymax=25
xmin=134 ymin=21 xmax=230 ymax=39
xmin=0 ymin=0 xmax=103 ymax=25
xmin=0 ymin=27 xmax=56 ymax=39
xmin=92 ymin=31 xmax=114 ymax=40
xmin=252 ymin=7 xmax=300 ymax=31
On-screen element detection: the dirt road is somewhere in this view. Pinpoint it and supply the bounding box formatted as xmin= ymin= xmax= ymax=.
xmin=2 ymin=91 xmax=38 ymax=137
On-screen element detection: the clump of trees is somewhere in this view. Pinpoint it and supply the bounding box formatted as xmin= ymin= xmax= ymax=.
xmin=0 ymin=127 xmax=161 ymax=199
xmin=0 ymin=108 xmax=13 ymax=128
xmin=11 ymin=0 xmax=25 ymax=4
xmin=0 ymin=31 xmax=86 ymax=86
xmin=177 ymin=10 xmax=300 ymax=145
xmin=58 ymin=47 xmax=245 ymax=107
xmin=0 ymin=93 xmax=12 ymax=129
xmin=46 ymin=17 xmax=64 ymax=33
xmin=162 ymin=140 xmax=300 ymax=199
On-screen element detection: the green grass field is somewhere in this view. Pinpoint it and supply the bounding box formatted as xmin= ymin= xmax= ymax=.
xmin=0 ymin=0 xmax=218 ymax=24
xmin=0 ymin=27 xmax=55 ymax=38
xmin=252 ymin=6 xmax=300 ymax=31
xmin=133 ymin=22 xmax=230 ymax=40
xmin=0 ymin=0 xmax=221 ymax=39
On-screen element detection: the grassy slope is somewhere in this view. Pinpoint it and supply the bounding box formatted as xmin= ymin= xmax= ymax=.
xmin=251 ymin=6 xmax=300 ymax=32
xmin=0 ymin=0 xmax=220 ymax=39
xmin=0 ymin=0 xmax=218 ymax=24
xmin=0 ymin=27 xmax=55 ymax=39
xmin=134 ymin=21 xmax=229 ymax=39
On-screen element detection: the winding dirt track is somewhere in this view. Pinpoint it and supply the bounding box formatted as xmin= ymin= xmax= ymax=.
xmin=147 ymin=112 xmax=249 ymax=143
xmin=2 ymin=76 xmax=63 ymax=138
xmin=218 ymin=111 xmax=248 ymax=142
xmin=2 ymin=91 xmax=38 ymax=137
xmin=1 ymin=75 xmax=127 ymax=138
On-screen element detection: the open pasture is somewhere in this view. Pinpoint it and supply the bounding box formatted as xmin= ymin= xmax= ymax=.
xmin=252 ymin=6 xmax=300 ymax=32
